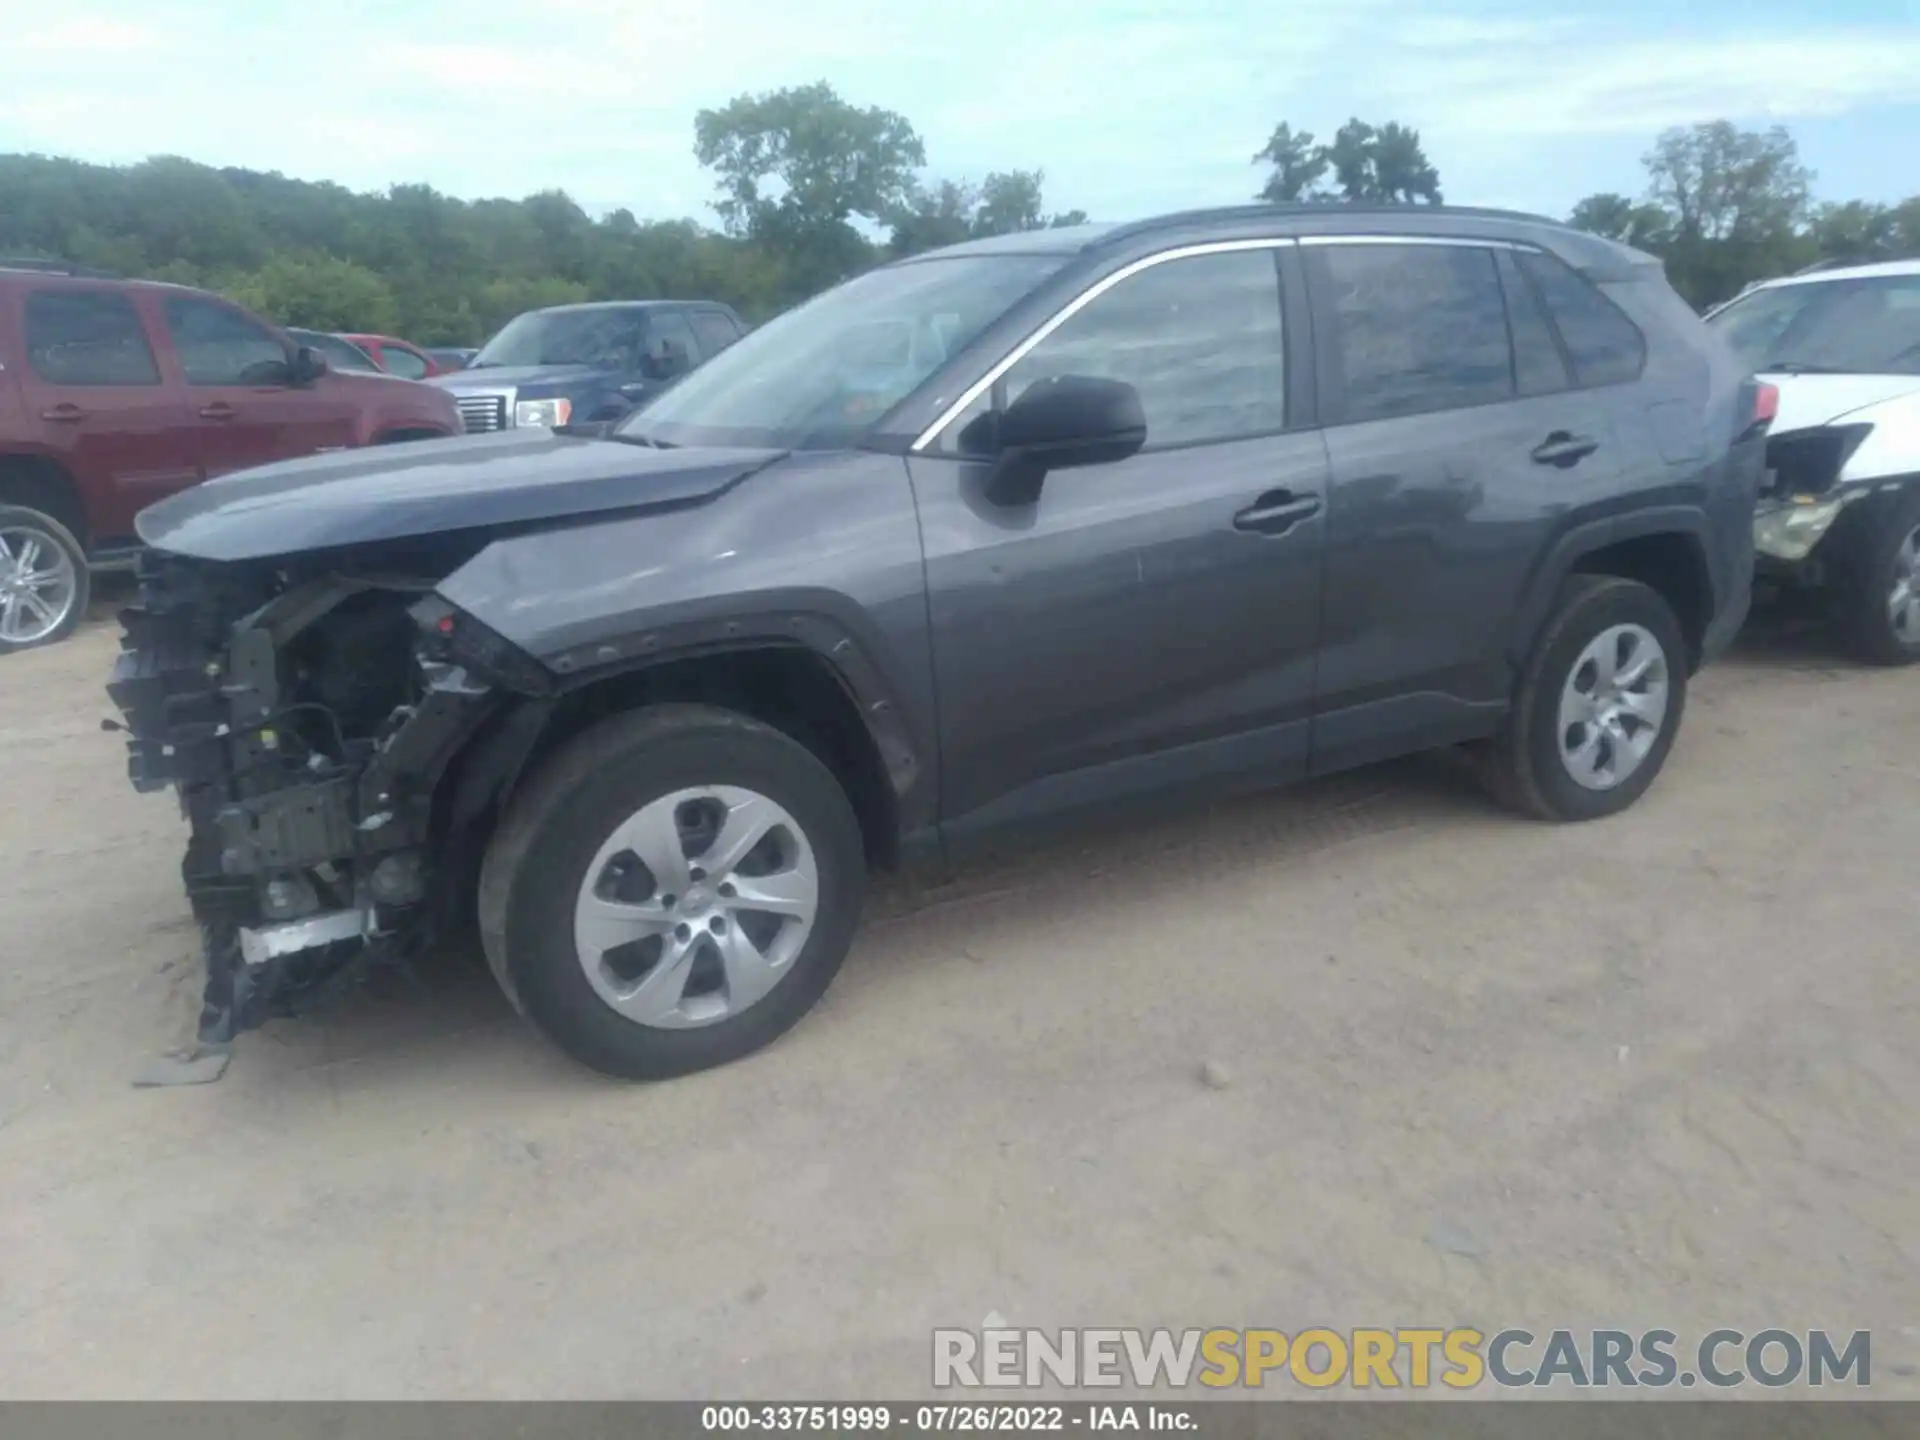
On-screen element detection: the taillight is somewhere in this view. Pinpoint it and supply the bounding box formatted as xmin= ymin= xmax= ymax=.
xmin=1753 ymin=381 xmax=1780 ymax=429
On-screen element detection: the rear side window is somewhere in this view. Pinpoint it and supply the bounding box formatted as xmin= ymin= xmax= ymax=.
xmin=24 ymin=291 xmax=160 ymax=385
xmin=1518 ymin=251 xmax=1646 ymax=387
xmin=690 ymin=310 xmax=742 ymax=358
xmin=1496 ymin=251 xmax=1571 ymax=397
xmin=1313 ymin=244 xmax=1512 ymax=422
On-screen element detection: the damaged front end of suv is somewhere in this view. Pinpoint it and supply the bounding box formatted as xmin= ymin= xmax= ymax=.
xmin=99 ymin=427 xmax=787 ymax=1049
xmin=107 ymin=542 xmax=543 ymax=1042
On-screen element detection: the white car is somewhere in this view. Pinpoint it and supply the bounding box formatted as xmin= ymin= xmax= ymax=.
xmin=1706 ymin=258 xmax=1920 ymax=664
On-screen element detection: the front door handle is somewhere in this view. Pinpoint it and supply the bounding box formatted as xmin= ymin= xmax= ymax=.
xmin=198 ymin=402 xmax=238 ymax=421
xmin=1233 ymin=490 xmax=1322 ymax=536
xmin=1531 ymin=431 xmax=1599 ymax=468
xmin=40 ymin=403 xmax=86 ymax=423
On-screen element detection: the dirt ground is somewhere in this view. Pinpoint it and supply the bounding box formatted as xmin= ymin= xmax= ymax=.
xmin=0 ymin=601 xmax=1914 ymax=1400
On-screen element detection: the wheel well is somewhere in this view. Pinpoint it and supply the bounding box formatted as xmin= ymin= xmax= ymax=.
xmin=1573 ymin=533 xmax=1712 ymax=666
xmin=0 ymin=455 xmax=88 ymax=549
xmin=476 ymin=646 xmax=900 ymax=871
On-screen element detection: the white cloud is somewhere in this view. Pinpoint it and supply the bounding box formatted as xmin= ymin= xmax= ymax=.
xmin=0 ymin=0 xmax=1914 ymax=224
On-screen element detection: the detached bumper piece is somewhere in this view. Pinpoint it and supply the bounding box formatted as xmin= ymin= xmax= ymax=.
xmin=107 ymin=556 xmax=499 ymax=1045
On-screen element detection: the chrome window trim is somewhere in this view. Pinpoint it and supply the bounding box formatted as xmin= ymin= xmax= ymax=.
xmin=909 ymin=237 xmax=1297 ymax=454
xmin=1298 ymin=234 xmax=1533 ymax=250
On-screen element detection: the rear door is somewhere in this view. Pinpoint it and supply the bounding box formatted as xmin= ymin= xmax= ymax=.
xmin=909 ymin=243 xmax=1330 ymax=833
xmin=8 ymin=286 xmax=197 ymax=543
xmin=158 ymin=293 xmax=356 ymax=477
xmin=1304 ymin=237 xmax=1624 ymax=771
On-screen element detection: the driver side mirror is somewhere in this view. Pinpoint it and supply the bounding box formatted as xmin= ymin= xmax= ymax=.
xmin=983 ymin=374 xmax=1147 ymax=504
xmin=290 ymin=345 xmax=329 ymax=385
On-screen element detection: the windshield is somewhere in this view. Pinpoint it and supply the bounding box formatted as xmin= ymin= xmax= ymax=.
xmin=1707 ymin=274 xmax=1920 ymax=376
xmin=619 ymin=255 xmax=1067 ymax=449
xmin=472 ymin=307 xmax=646 ymax=370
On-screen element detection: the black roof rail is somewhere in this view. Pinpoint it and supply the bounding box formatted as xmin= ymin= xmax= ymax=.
xmin=1099 ymin=200 xmax=1566 ymax=246
xmin=0 ymin=257 xmax=120 ymax=279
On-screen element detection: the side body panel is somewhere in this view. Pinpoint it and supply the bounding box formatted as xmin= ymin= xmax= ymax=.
xmin=436 ymin=450 xmax=940 ymax=832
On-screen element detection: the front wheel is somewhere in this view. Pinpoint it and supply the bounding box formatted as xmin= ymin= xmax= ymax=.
xmin=0 ymin=505 xmax=89 ymax=655
xmin=478 ymin=704 xmax=866 ymax=1079
xmin=1483 ymin=575 xmax=1689 ymax=822
xmin=1834 ymin=489 xmax=1920 ymax=666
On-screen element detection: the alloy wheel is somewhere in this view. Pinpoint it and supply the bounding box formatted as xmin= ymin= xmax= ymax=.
xmin=0 ymin=525 xmax=79 ymax=645
xmin=1557 ymin=623 xmax=1671 ymax=792
xmin=572 ymin=785 xmax=820 ymax=1028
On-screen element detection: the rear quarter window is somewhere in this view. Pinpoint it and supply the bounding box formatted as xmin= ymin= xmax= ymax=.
xmin=1518 ymin=250 xmax=1646 ymax=387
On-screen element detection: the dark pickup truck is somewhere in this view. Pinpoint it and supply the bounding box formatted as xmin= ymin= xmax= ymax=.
xmin=431 ymin=299 xmax=746 ymax=435
xmin=107 ymin=206 xmax=1768 ymax=1083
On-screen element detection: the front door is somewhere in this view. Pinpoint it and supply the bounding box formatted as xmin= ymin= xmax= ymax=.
xmin=908 ymin=244 xmax=1330 ymax=836
xmin=157 ymin=293 xmax=356 ymax=478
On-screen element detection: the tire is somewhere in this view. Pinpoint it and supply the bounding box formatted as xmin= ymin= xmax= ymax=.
xmin=1483 ymin=575 xmax=1689 ymax=822
xmin=0 ymin=504 xmax=89 ymax=655
xmin=477 ymin=703 xmax=866 ymax=1079
xmin=1833 ymin=487 xmax=1920 ymax=667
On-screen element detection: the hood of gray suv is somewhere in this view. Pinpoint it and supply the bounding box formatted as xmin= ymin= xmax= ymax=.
xmin=135 ymin=429 xmax=787 ymax=563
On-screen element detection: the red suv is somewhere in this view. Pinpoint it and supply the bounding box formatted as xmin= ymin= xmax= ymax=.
xmin=340 ymin=333 xmax=447 ymax=379
xmin=0 ymin=262 xmax=461 ymax=652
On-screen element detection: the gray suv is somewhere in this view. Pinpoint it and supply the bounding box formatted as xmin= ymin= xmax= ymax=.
xmin=108 ymin=205 xmax=1769 ymax=1080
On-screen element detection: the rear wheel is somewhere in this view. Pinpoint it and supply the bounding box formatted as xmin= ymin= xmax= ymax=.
xmin=478 ymin=704 xmax=866 ymax=1079
xmin=1834 ymin=488 xmax=1920 ymax=666
xmin=1484 ymin=575 xmax=1688 ymax=821
xmin=0 ymin=504 xmax=88 ymax=654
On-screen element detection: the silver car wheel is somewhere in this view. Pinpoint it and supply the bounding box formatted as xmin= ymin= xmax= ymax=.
xmin=1557 ymin=623 xmax=1671 ymax=792
xmin=572 ymin=785 xmax=820 ymax=1029
xmin=0 ymin=524 xmax=79 ymax=645
xmin=1887 ymin=525 xmax=1920 ymax=646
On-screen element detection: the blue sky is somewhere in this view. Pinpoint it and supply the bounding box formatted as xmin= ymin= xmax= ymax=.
xmin=2 ymin=0 xmax=1916 ymax=226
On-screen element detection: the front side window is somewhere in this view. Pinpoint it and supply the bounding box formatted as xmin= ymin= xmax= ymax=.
xmin=947 ymin=248 xmax=1287 ymax=453
xmin=623 ymin=254 xmax=1066 ymax=450
xmin=645 ymin=312 xmax=701 ymax=376
xmin=381 ymin=344 xmax=429 ymax=380
xmin=26 ymin=291 xmax=161 ymax=386
xmin=471 ymin=308 xmax=648 ymax=370
xmin=1313 ymin=244 xmax=1513 ymax=423
xmin=1707 ymin=274 xmax=1920 ymax=377
xmin=1518 ymin=251 xmax=1646 ymax=386
xmin=163 ymin=297 xmax=289 ymax=386
xmin=690 ymin=310 xmax=742 ymax=358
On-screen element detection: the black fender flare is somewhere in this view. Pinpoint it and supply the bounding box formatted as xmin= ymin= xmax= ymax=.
xmin=1506 ymin=505 xmax=1715 ymax=668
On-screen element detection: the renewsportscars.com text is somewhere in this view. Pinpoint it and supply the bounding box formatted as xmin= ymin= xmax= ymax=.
xmin=932 ymin=1327 xmax=1872 ymax=1391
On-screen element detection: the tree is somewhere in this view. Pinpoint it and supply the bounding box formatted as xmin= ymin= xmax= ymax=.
xmin=218 ymin=254 xmax=399 ymax=333
xmin=1567 ymin=192 xmax=1671 ymax=251
xmin=1252 ymin=118 xmax=1439 ymax=204
xmin=1807 ymin=201 xmax=1899 ymax=265
xmin=1642 ymin=121 xmax=1815 ymax=304
xmin=693 ymin=81 xmax=924 ymax=297
xmin=1253 ymin=123 xmax=1328 ymax=203
xmin=886 ymin=169 xmax=1083 ymax=258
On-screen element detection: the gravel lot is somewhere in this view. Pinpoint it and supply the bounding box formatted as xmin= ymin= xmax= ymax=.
xmin=0 ymin=604 xmax=1914 ymax=1400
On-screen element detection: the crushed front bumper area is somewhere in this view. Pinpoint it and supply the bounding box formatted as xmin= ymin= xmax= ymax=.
xmin=106 ymin=557 xmax=505 ymax=1044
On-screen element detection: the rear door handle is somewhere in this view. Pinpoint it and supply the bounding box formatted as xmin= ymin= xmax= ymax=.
xmin=40 ymin=403 xmax=86 ymax=423
xmin=1531 ymin=431 xmax=1599 ymax=467
xmin=198 ymin=402 xmax=238 ymax=421
xmin=1232 ymin=490 xmax=1322 ymax=536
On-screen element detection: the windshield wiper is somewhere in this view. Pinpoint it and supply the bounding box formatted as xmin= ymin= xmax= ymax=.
xmin=1763 ymin=359 xmax=1849 ymax=375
